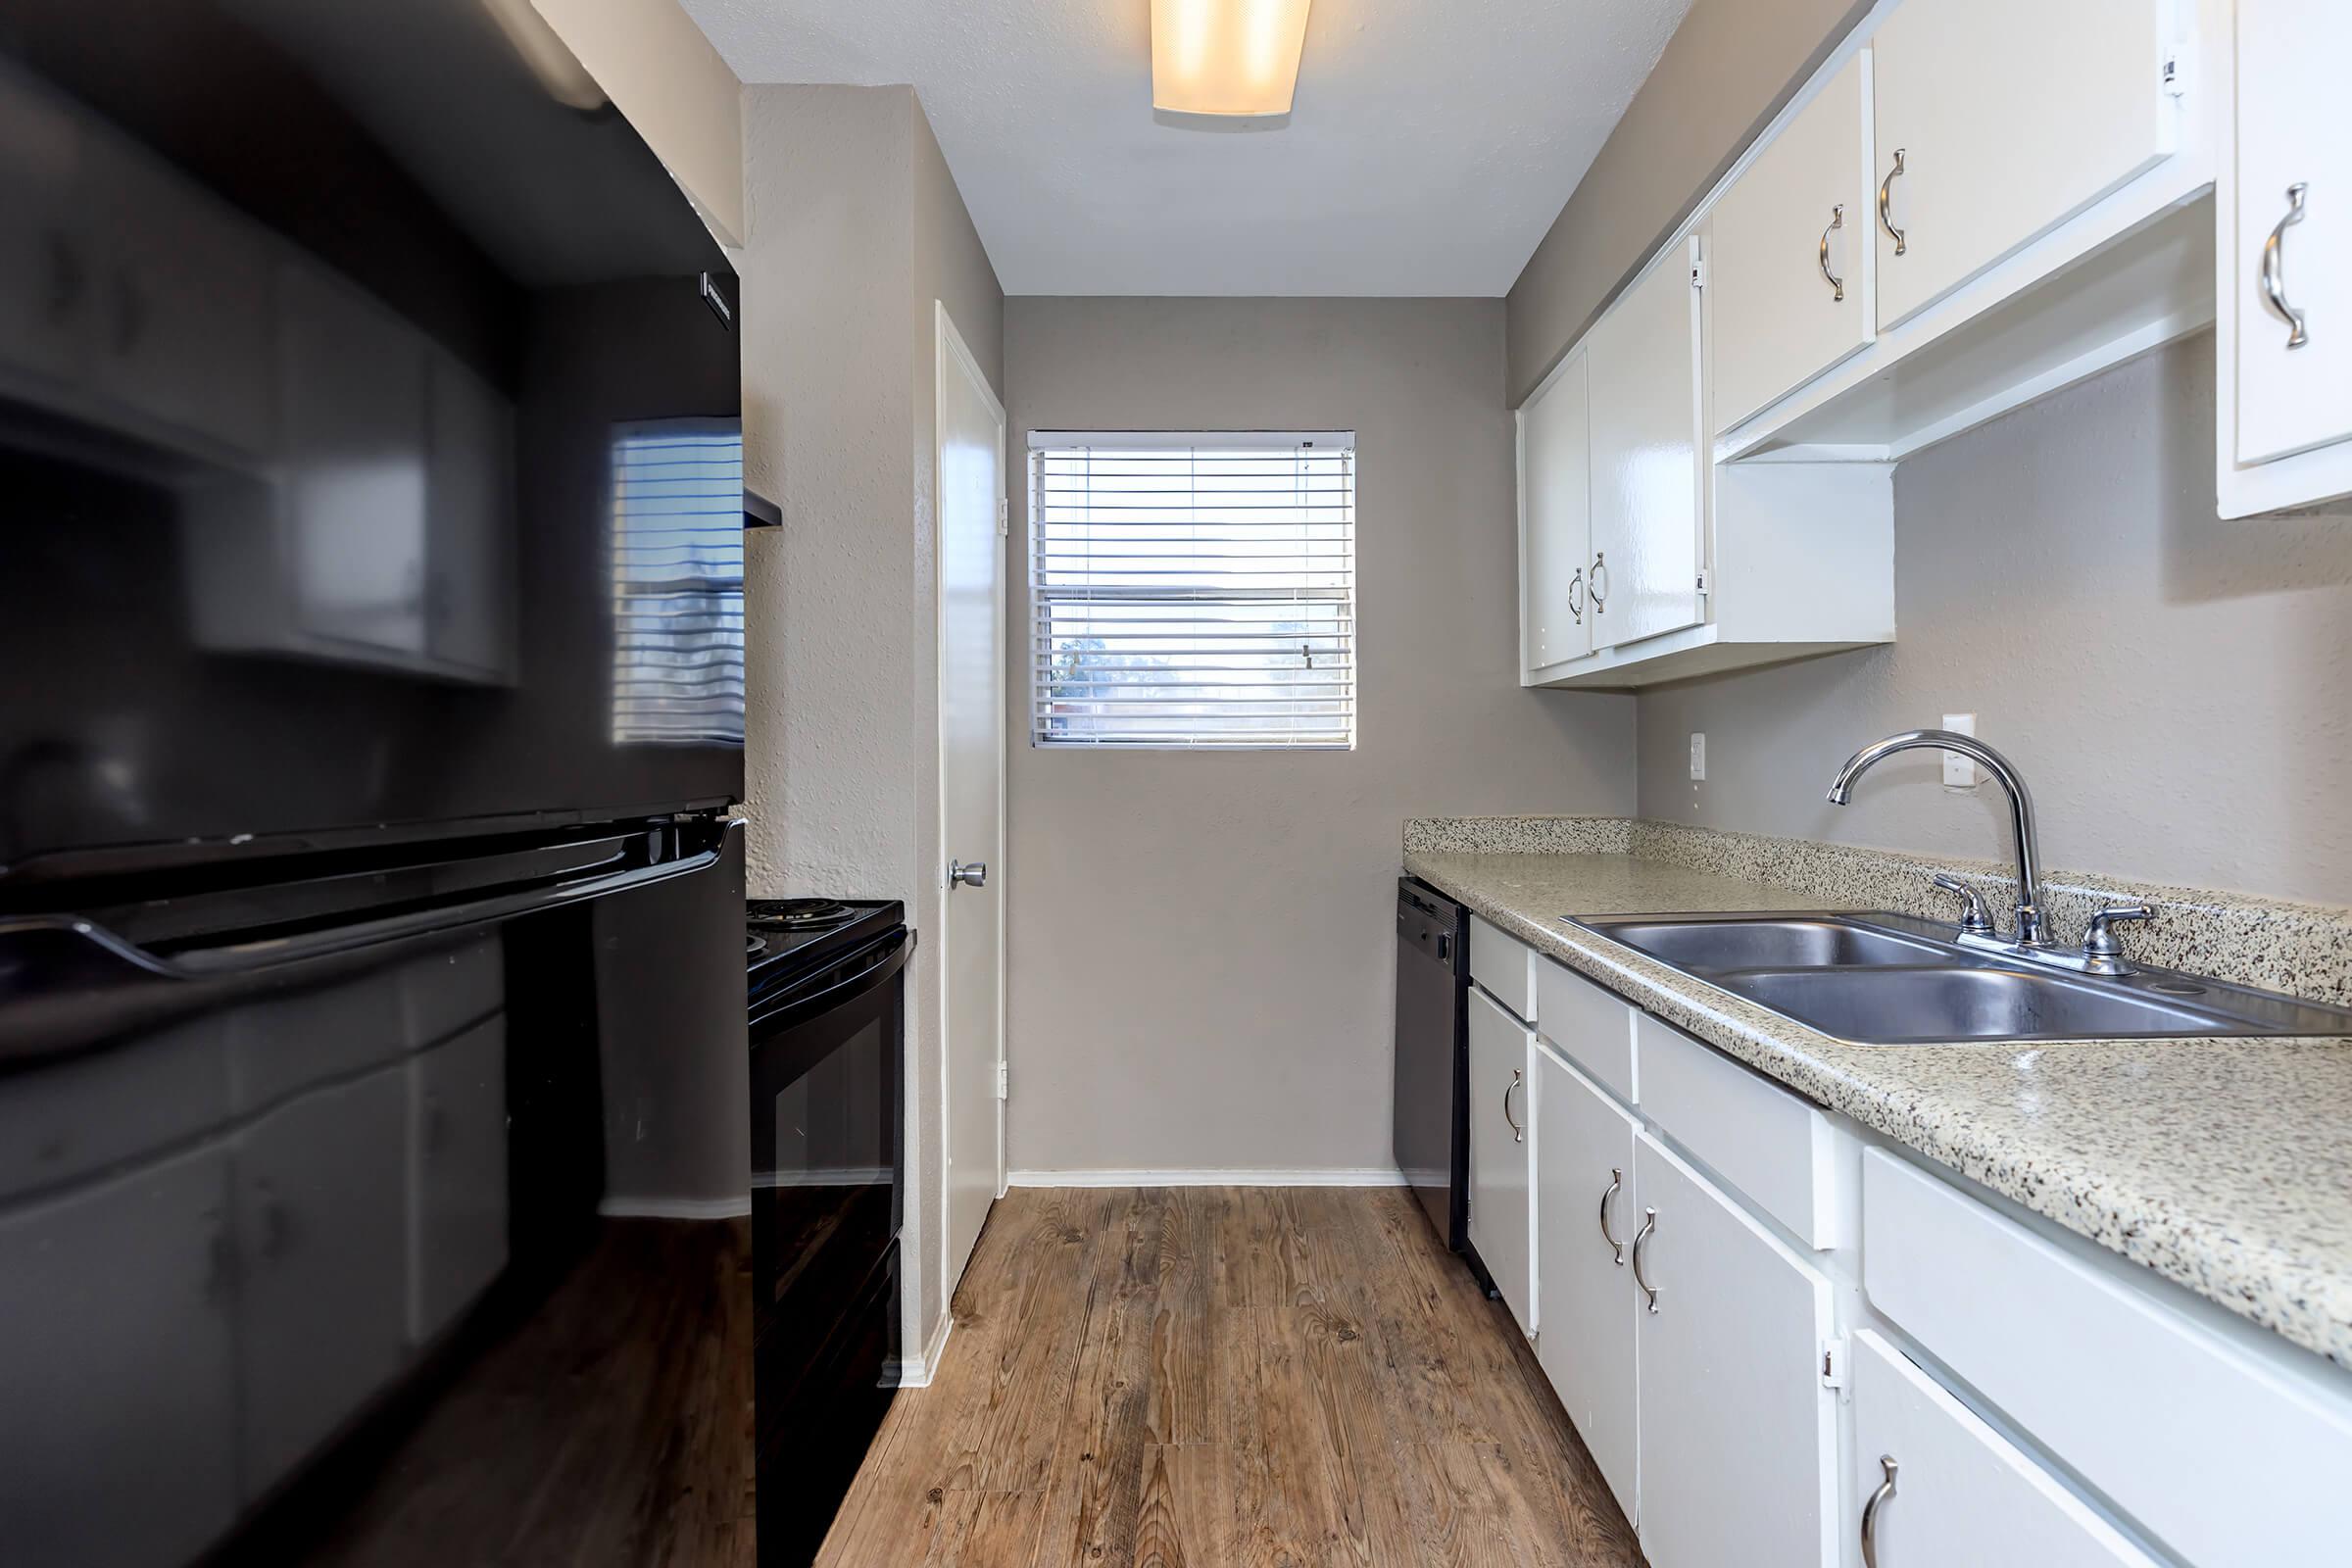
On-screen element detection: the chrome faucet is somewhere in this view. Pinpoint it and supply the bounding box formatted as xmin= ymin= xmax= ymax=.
xmin=1827 ymin=729 xmax=2055 ymax=951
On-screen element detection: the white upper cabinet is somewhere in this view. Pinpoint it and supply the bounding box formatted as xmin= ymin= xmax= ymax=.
xmin=1587 ymin=238 xmax=1706 ymax=652
xmin=1872 ymin=0 xmax=2177 ymax=330
xmin=2220 ymin=0 xmax=2352 ymax=513
xmin=1518 ymin=348 xmax=1593 ymax=673
xmin=1709 ymin=53 xmax=1877 ymax=430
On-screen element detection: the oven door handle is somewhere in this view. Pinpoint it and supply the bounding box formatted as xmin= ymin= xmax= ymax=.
xmin=757 ymin=927 xmax=915 ymax=1036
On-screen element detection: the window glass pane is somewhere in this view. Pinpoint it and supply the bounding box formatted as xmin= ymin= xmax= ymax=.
xmin=1030 ymin=437 xmax=1355 ymax=750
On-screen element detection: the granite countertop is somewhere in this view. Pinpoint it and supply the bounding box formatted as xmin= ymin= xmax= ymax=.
xmin=1403 ymin=847 xmax=2352 ymax=1372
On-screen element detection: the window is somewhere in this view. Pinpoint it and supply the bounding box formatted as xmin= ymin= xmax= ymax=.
xmin=1029 ymin=432 xmax=1356 ymax=750
xmin=610 ymin=418 xmax=746 ymax=746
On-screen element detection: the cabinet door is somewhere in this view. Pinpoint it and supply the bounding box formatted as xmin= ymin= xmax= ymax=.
xmin=1533 ymin=1047 xmax=1640 ymax=1523
xmin=280 ymin=262 xmax=431 ymax=659
xmin=409 ymin=1017 xmax=510 ymax=1344
xmin=1588 ymin=240 xmax=1705 ymax=651
xmin=1710 ymin=53 xmax=1875 ymax=430
xmin=0 ymin=71 xmax=93 ymax=390
xmin=425 ymin=351 xmax=518 ymax=678
xmin=1635 ymin=1130 xmax=1836 ymax=1568
xmin=85 ymin=128 xmax=275 ymax=458
xmin=235 ymin=1066 xmax=409 ymax=1494
xmin=1466 ymin=986 xmax=1533 ymax=1335
xmin=1519 ymin=349 xmax=1592 ymax=671
xmin=2231 ymin=0 xmax=2352 ymax=467
xmin=1873 ymin=0 xmax=2175 ymax=330
xmin=1850 ymin=1332 xmax=2161 ymax=1568
xmin=0 ymin=1146 xmax=239 ymax=1568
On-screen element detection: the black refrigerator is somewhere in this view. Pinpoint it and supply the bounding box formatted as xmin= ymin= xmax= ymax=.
xmin=0 ymin=2 xmax=752 ymax=1561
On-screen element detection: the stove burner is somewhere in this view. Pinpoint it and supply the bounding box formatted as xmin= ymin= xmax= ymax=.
xmin=749 ymin=898 xmax=858 ymax=933
xmin=746 ymin=934 xmax=767 ymax=956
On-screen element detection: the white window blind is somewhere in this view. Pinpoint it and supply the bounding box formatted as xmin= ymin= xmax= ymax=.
xmin=610 ymin=418 xmax=746 ymax=746
xmin=1030 ymin=433 xmax=1355 ymax=750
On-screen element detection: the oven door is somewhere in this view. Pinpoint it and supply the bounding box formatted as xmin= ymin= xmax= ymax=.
xmin=749 ymin=925 xmax=908 ymax=1564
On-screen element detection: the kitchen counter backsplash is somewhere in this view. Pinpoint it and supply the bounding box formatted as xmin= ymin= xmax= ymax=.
xmin=1404 ymin=817 xmax=2352 ymax=1008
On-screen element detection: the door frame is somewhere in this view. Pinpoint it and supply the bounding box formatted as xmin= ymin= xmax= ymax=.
xmin=932 ymin=299 xmax=1007 ymax=1319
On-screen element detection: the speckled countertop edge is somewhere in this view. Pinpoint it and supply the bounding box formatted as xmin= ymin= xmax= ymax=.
xmin=1402 ymin=844 xmax=2352 ymax=1373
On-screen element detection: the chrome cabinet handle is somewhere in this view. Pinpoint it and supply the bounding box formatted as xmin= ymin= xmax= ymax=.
xmin=1567 ymin=566 xmax=1585 ymax=623
xmin=1819 ymin=203 xmax=1846 ymax=301
xmin=1502 ymin=1067 xmax=1524 ymax=1144
xmin=1879 ymin=149 xmax=1907 ymax=256
xmin=950 ymin=858 xmax=988 ymax=889
xmin=2261 ymin=182 xmax=2311 ymax=350
xmin=1598 ymin=1167 xmax=1625 ymax=1263
xmin=1630 ymin=1207 xmax=1658 ymax=1312
xmin=1860 ymin=1454 xmax=1898 ymax=1568
xmin=1589 ymin=551 xmax=1608 ymax=612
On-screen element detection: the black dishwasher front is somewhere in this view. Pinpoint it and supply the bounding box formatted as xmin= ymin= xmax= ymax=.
xmin=1394 ymin=877 xmax=1469 ymax=1251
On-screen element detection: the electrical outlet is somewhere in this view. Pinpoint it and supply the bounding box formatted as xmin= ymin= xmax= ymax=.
xmin=1942 ymin=713 xmax=1977 ymax=788
xmin=1690 ymin=733 xmax=1707 ymax=781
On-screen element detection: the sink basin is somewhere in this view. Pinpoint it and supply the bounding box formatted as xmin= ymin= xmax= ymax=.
xmin=1589 ymin=916 xmax=1948 ymax=971
xmin=1566 ymin=909 xmax=2352 ymax=1044
xmin=1716 ymin=965 xmax=2239 ymax=1045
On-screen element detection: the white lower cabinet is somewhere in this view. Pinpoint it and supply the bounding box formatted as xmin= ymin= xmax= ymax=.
xmin=1466 ymin=985 xmax=1534 ymax=1335
xmin=1533 ymin=1045 xmax=1640 ymax=1522
xmin=0 ymin=1145 xmax=239 ymax=1568
xmin=1850 ymin=1331 xmax=2161 ymax=1568
xmin=1634 ymin=1129 xmax=1838 ymax=1568
xmin=408 ymin=1017 xmax=510 ymax=1345
xmin=235 ymin=1064 xmax=410 ymax=1490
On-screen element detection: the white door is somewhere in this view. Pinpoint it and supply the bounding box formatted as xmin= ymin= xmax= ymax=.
xmin=1849 ymin=1332 xmax=2163 ymax=1568
xmin=1533 ymin=1046 xmax=1640 ymax=1523
xmin=0 ymin=1146 xmax=239 ymax=1568
xmin=1518 ymin=348 xmax=1592 ymax=672
xmin=1587 ymin=240 xmax=1706 ymax=651
xmin=1634 ymin=1129 xmax=1837 ymax=1568
xmin=1709 ymin=52 xmax=1876 ymax=430
xmin=1872 ymin=0 xmax=2175 ymax=330
xmin=1466 ymin=986 xmax=1533 ymax=1335
xmin=2231 ymin=0 xmax=2352 ymax=467
xmin=936 ymin=302 xmax=1005 ymax=1296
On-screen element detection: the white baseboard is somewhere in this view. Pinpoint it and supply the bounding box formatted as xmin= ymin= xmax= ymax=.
xmin=888 ymin=1307 xmax=956 ymax=1389
xmin=1004 ymin=1167 xmax=1408 ymax=1189
xmin=597 ymin=1195 xmax=752 ymax=1220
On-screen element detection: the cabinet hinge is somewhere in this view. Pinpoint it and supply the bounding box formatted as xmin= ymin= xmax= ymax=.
xmin=1694 ymin=568 xmax=1710 ymax=598
xmin=998 ymin=497 xmax=1010 ymax=536
xmin=1689 ymin=256 xmax=1708 ymax=290
xmin=1820 ymin=1336 xmax=1848 ymax=1389
xmin=996 ymin=1060 xmax=1009 ymax=1100
xmin=2162 ymin=46 xmax=2190 ymax=98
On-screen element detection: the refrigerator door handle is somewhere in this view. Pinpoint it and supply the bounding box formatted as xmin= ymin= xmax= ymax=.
xmin=0 ymin=841 xmax=723 ymax=985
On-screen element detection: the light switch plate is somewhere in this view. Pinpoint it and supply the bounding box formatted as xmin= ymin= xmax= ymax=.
xmin=1690 ymin=732 xmax=1706 ymax=781
xmin=1942 ymin=713 xmax=1977 ymax=788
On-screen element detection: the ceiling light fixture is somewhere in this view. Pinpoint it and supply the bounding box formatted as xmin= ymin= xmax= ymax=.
xmin=1150 ymin=0 xmax=1314 ymax=119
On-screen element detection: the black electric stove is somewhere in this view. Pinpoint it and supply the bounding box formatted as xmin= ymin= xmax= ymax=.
xmin=744 ymin=895 xmax=907 ymax=1566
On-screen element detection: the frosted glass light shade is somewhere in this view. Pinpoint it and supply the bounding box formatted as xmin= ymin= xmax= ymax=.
xmin=1150 ymin=0 xmax=1314 ymax=118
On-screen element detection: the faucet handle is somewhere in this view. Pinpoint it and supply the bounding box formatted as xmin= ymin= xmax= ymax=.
xmin=2082 ymin=904 xmax=2154 ymax=959
xmin=1929 ymin=873 xmax=1996 ymax=936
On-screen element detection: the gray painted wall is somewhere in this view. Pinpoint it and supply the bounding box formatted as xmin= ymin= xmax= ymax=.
xmin=1003 ymin=297 xmax=1636 ymax=1177
xmin=737 ymin=83 xmax=1003 ymax=1355
xmin=1638 ymin=334 xmax=2352 ymax=906
xmin=1504 ymin=0 xmax=1870 ymax=404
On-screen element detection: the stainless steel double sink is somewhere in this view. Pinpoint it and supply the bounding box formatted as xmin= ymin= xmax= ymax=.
xmin=1566 ymin=911 xmax=2352 ymax=1045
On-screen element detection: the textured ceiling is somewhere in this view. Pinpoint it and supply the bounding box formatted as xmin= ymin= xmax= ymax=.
xmin=681 ymin=0 xmax=1692 ymax=296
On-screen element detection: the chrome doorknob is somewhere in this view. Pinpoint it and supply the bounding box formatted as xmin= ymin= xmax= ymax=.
xmin=950 ymin=859 xmax=988 ymax=889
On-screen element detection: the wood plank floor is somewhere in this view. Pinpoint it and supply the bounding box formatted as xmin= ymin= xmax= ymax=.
xmin=818 ymin=1187 xmax=1643 ymax=1568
